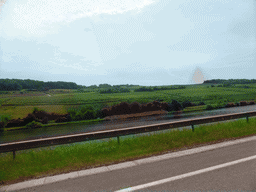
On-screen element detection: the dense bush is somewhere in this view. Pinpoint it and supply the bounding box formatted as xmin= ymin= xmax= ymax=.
xmin=206 ymin=105 xmax=214 ymax=110
xmin=101 ymin=100 xmax=173 ymax=117
xmin=23 ymin=113 xmax=38 ymax=125
xmin=67 ymin=106 xmax=96 ymax=121
xmin=248 ymin=101 xmax=255 ymax=105
xmin=25 ymin=121 xmax=43 ymax=129
xmin=170 ymin=100 xmax=183 ymax=111
xmin=42 ymin=117 xmax=48 ymax=124
xmin=225 ymin=103 xmax=235 ymax=108
xmin=134 ymin=87 xmax=154 ymax=92
xmin=198 ymin=101 xmax=205 ymax=106
xmin=0 ymin=114 xmax=11 ymax=129
xmin=239 ymin=101 xmax=247 ymax=106
xmin=182 ymin=101 xmax=193 ymax=108
xmin=99 ymin=88 xmax=130 ymax=94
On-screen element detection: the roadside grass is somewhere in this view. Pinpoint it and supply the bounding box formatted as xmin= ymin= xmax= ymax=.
xmin=1 ymin=116 xmax=256 ymax=185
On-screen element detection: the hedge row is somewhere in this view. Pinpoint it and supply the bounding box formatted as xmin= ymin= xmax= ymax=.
xmin=5 ymin=110 xmax=71 ymax=128
xmin=101 ymin=100 xmax=184 ymax=117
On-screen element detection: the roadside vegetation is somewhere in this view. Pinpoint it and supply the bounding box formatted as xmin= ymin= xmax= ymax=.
xmin=0 ymin=79 xmax=256 ymax=130
xmin=1 ymin=116 xmax=256 ymax=185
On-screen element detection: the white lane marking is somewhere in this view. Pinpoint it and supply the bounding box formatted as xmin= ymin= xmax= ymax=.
xmin=115 ymin=154 xmax=256 ymax=192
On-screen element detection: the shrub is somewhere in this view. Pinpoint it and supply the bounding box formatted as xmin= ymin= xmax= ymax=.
xmin=102 ymin=108 xmax=111 ymax=117
xmin=140 ymin=104 xmax=148 ymax=113
xmin=130 ymin=102 xmax=141 ymax=113
xmin=182 ymin=101 xmax=192 ymax=108
xmin=0 ymin=114 xmax=11 ymax=128
xmin=83 ymin=110 xmax=96 ymax=120
xmin=239 ymin=101 xmax=247 ymax=106
xmin=23 ymin=113 xmax=38 ymax=125
xmin=160 ymin=102 xmax=169 ymax=111
xmin=146 ymin=102 xmax=154 ymax=111
xmin=152 ymin=100 xmax=161 ymax=111
xmin=0 ymin=121 xmax=4 ymax=129
xmin=55 ymin=117 xmax=68 ymax=123
xmin=206 ymin=105 xmax=214 ymax=110
xmin=32 ymin=107 xmax=39 ymax=114
xmin=25 ymin=121 xmax=42 ymax=129
xmin=42 ymin=117 xmax=48 ymax=124
xmin=225 ymin=103 xmax=235 ymax=108
xmin=198 ymin=101 xmax=205 ymax=106
xmin=6 ymin=118 xmax=25 ymax=128
xmin=248 ymin=101 xmax=255 ymax=105
xmin=166 ymin=103 xmax=175 ymax=112
xmin=171 ymin=100 xmax=183 ymax=111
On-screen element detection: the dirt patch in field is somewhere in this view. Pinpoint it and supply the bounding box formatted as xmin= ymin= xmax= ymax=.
xmin=104 ymin=110 xmax=169 ymax=121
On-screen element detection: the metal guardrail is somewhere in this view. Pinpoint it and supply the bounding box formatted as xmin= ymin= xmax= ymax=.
xmin=1 ymin=111 xmax=256 ymax=159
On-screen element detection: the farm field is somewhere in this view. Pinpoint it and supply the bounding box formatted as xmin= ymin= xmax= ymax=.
xmin=0 ymin=83 xmax=256 ymax=120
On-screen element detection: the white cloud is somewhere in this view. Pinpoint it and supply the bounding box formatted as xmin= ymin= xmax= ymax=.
xmin=0 ymin=0 xmax=155 ymax=37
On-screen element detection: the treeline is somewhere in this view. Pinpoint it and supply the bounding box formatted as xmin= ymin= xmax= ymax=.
xmin=203 ymin=79 xmax=256 ymax=85
xmin=0 ymin=79 xmax=81 ymax=91
xmin=86 ymin=84 xmax=139 ymax=89
xmin=134 ymin=86 xmax=186 ymax=92
xmin=99 ymin=87 xmax=130 ymax=94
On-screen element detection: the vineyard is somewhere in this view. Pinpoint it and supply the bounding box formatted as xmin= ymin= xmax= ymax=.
xmin=0 ymin=83 xmax=256 ymax=120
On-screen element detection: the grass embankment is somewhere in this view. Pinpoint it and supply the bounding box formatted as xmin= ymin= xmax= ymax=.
xmin=1 ymin=116 xmax=256 ymax=185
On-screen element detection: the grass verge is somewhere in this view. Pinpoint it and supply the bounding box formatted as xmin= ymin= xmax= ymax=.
xmin=1 ymin=117 xmax=256 ymax=185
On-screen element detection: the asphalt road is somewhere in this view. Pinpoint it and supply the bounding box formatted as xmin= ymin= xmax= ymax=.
xmin=11 ymin=135 xmax=256 ymax=191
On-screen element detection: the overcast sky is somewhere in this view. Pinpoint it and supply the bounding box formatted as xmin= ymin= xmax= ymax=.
xmin=0 ymin=0 xmax=255 ymax=86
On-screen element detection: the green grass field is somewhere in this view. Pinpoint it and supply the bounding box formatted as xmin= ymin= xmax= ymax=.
xmin=1 ymin=83 xmax=256 ymax=119
xmin=1 ymin=116 xmax=256 ymax=185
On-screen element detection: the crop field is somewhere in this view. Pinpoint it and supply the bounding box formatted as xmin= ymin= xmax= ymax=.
xmin=0 ymin=83 xmax=256 ymax=119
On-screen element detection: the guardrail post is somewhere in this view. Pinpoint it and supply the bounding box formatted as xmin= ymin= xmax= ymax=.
xmin=13 ymin=150 xmax=16 ymax=160
xmin=191 ymin=125 xmax=194 ymax=132
xmin=117 ymin=136 xmax=120 ymax=144
xmin=246 ymin=116 xmax=249 ymax=122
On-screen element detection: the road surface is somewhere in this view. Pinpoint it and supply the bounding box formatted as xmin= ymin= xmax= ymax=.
xmin=3 ymin=135 xmax=255 ymax=191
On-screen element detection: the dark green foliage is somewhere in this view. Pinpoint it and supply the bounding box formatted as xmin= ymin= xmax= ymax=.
xmin=134 ymin=87 xmax=154 ymax=92
xmin=25 ymin=121 xmax=42 ymax=129
xmin=42 ymin=117 xmax=48 ymax=124
xmin=101 ymin=100 xmax=170 ymax=116
xmin=0 ymin=114 xmax=11 ymax=129
xmin=99 ymin=84 xmax=112 ymax=88
xmin=67 ymin=106 xmax=96 ymax=121
xmin=160 ymin=102 xmax=169 ymax=111
xmin=171 ymin=100 xmax=183 ymax=111
xmin=198 ymin=101 xmax=205 ymax=105
xmin=206 ymin=105 xmax=214 ymax=110
xmin=99 ymin=87 xmax=130 ymax=94
xmin=134 ymin=85 xmax=186 ymax=92
xmin=182 ymin=101 xmax=193 ymax=108
xmin=0 ymin=78 xmax=80 ymax=91
xmin=23 ymin=113 xmax=38 ymax=125
xmin=204 ymin=79 xmax=256 ymax=85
